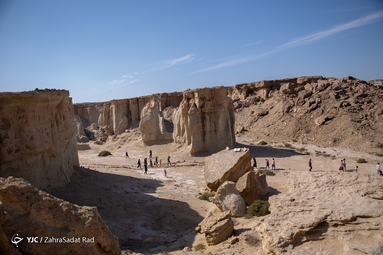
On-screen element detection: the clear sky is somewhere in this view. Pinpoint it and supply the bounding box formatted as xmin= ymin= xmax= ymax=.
xmin=1 ymin=0 xmax=382 ymax=103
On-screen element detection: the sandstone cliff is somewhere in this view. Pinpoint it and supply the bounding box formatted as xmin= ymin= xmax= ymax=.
xmin=0 ymin=89 xmax=79 ymax=189
xmin=74 ymin=92 xmax=183 ymax=138
xmin=173 ymin=87 xmax=235 ymax=155
xmin=139 ymin=99 xmax=173 ymax=144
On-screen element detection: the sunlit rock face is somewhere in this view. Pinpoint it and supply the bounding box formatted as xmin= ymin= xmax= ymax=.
xmin=173 ymin=87 xmax=235 ymax=156
xmin=0 ymin=89 xmax=79 ymax=189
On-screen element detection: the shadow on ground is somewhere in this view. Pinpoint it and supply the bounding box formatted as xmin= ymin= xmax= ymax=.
xmin=50 ymin=166 xmax=203 ymax=254
xmin=236 ymin=142 xmax=304 ymax=158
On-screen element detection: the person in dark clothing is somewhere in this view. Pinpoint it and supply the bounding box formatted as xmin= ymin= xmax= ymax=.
xmin=144 ymin=158 xmax=148 ymax=174
xmin=137 ymin=159 xmax=141 ymax=169
xmin=253 ymin=157 xmax=257 ymax=168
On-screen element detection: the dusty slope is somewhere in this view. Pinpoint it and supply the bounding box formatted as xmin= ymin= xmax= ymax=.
xmin=231 ymin=76 xmax=383 ymax=155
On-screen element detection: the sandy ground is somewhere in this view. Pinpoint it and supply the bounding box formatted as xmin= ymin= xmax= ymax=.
xmin=50 ymin=131 xmax=383 ymax=254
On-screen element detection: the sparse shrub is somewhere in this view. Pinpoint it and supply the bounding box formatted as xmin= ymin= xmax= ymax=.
xmin=198 ymin=192 xmax=214 ymax=201
xmin=284 ymin=143 xmax=293 ymax=148
xmin=258 ymin=169 xmax=275 ymax=176
xmin=297 ymin=147 xmax=307 ymax=153
xmin=258 ymin=141 xmax=268 ymax=145
xmin=292 ymin=139 xmax=298 ymax=142
xmin=246 ymin=200 xmax=270 ymax=218
xmin=98 ymin=150 xmax=112 ymax=157
xmin=194 ymin=243 xmax=206 ymax=251
xmin=356 ymin=158 xmax=368 ymax=163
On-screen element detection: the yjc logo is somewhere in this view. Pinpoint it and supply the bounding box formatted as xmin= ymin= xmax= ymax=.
xmin=26 ymin=237 xmax=39 ymax=243
xmin=11 ymin=234 xmax=23 ymax=247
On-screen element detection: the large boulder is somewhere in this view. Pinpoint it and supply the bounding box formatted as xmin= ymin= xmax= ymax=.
xmin=256 ymin=172 xmax=383 ymax=254
xmin=173 ymin=87 xmax=235 ymax=155
xmin=139 ymin=99 xmax=173 ymax=144
xmin=236 ymin=171 xmax=269 ymax=205
xmin=204 ymin=149 xmax=253 ymax=191
xmin=0 ymin=177 xmax=121 ymax=255
xmin=195 ymin=211 xmax=234 ymax=245
xmin=210 ymin=181 xmax=247 ymax=217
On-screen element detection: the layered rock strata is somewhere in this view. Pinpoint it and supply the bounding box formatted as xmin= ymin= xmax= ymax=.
xmin=256 ymin=172 xmax=383 ymax=254
xmin=195 ymin=211 xmax=234 ymax=245
xmin=0 ymin=177 xmax=121 ymax=255
xmin=173 ymin=87 xmax=235 ymax=155
xmin=0 ymin=89 xmax=79 ymax=189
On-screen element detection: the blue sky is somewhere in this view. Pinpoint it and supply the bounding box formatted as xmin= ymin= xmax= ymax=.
xmin=1 ymin=0 xmax=382 ymax=103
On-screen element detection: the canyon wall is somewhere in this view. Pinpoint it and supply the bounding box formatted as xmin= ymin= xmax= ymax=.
xmin=139 ymin=99 xmax=173 ymax=144
xmin=0 ymin=89 xmax=79 ymax=189
xmin=173 ymin=87 xmax=236 ymax=155
xmin=74 ymin=92 xmax=183 ymax=136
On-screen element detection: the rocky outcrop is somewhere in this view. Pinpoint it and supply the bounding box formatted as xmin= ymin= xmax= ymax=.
xmin=0 ymin=90 xmax=79 ymax=189
xmin=255 ymin=172 xmax=383 ymax=254
xmin=173 ymin=87 xmax=235 ymax=155
xmin=0 ymin=177 xmax=121 ymax=255
xmin=195 ymin=211 xmax=234 ymax=245
xmin=204 ymin=149 xmax=252 ymax=191
xmin=231 ymin=76 xmax=383 ymax=155
xmin=74 ymin=92 xmax=183 ymax=137
xmin=210 ymin=181 xmax=247 ymax=217
xmin=236 ymin=171 xmax=269 ymax=205
xmin=139 ymin=99 xmax=173 ymax=144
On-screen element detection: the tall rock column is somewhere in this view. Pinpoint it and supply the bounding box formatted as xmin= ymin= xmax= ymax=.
xmin=173 ymin=87 xmax=235 ymax=155
xmin=139 ymin=99 xmax=173 ymax=144
xmin=0 ymin=89 xmax=79 ymax=189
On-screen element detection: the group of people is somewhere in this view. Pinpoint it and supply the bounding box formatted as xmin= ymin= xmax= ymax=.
xmin=251 ymin=157 xmax=361 ymax=173
xmin=130 ymin=150 xmax=172 ymax=175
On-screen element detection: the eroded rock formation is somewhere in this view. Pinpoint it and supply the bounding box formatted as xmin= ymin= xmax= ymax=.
xmin=195 ymin=211 xmax=234 ymax=245
xmin=0 ymin=177 xmax=120 ymax=255
xmin=173 ymin=87 xmax=235 ymax=155
xmin=0 ymin=90 xmax=79 ymax=189
xmin=74 ymin=92 xmax=183 ymax=138
xmin=204 ymin=149 xmax=253 ymax=191
xmin=139 ymin=99 xmax=173 ymax=144
xmin=256 ymin=172 xmax=383 ymax=254
xmin=210 ymin=181 xmax=247 ymax=217
xmin=236 ymin=171 xmax=268 ymax=205
xmin=231 ymin=76 xmax=383 ymax=155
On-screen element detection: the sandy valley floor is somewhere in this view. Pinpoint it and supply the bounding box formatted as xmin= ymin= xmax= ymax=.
xmin=50 ymin=131 xmax=383 ymax=254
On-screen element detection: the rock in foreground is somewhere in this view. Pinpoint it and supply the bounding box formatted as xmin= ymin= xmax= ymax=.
xmin=196 ymin=211 xmax=234 ymax=245
xmin=204 ymin=149 xmax=253 ymax=191
xmin=256 ymin=172 xmax=383 ymax=254
xmin=0 ymin=177 xmax=121 ymax=255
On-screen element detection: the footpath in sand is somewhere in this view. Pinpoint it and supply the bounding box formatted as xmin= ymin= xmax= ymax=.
xmin=51 ymin=132 xmax=383 ymax=254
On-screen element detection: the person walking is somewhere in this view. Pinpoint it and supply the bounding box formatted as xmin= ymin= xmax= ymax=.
xmin=272 ymin=158 xmax=276 ymax=170
xmin=144 ymin=158 xmax=148 ymax=174
xmin=339 ymin=160 xmax=344 ymax=172
xmin=149 ymin=150 xmax=152 ymax=159
xmin=125 ymin=151 xmax=129 ymax=159
xmin=376 ymin=163 xmax=382 ymax=175
xmin=265 ymin=159 xmax=270 ymax=169
xmin=137 ymin=159 xmax=141 ymax=169
xmin=343 ymin=159 xmax=347 ymax=172
xmin=309 ymin=159 xmax=312 ymax=171
xmin=155 ymin=156 xmax=158 ymax=167
xmin=253 ymin=157 xmax=257 ymax=168
xmin=167 ymin=156 xmax=171 ymax=166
